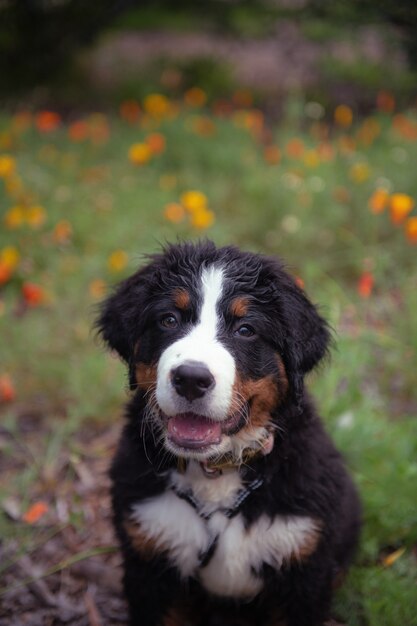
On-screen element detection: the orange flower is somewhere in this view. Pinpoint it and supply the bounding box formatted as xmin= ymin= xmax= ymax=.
xmin=0 ymin=374 xmax=15 ymax=402
xmin=146 ymin=133 xmax=166 ymax=155
xmin=53 ymin=220 xmax=73 ymax=244
xmin=285 ymin=138 xmax=305 ymax=159
xmin=368 ymin=189 xmax=389 ymax=214
xmin=0 ymin=246 xmax=20 ymax=285
xmin=68 ymin=120 xmax=89 ymax=142
xmin=128 ymin=143 xmax=152 ymax=165
xmin=0 ymin=262 xmax=12 ymax=285
xmin=108 ymin=250 xmax=128 ymax=272
xmin=357 ymin=272 xmax=374 ymax=298
xmin=35 ymin=111 xmax=61 ymax=133
xmin=317 ymin=142 xmax=334 ymax=161
xmin=120 ymin=99 xmax=141 ymax=123
xmin=89 ymin=279 xmax=107 ymax=299
xmin=357 ymin=118 xmax=380 ymax=146
xmin=4 ymin=205 xmax=24 ymax=229
xmin=334 ymin=105 xmax=353 ymax=128
xmin=264 ymin=145 xmax=281 ymax=165
xmin=190 ymin=209 xmax=215 ymax=229
xmin=184 ymin=87 xmax=207 ymax=108
xmin=23 ymin=501 xmax=48 ymax=524
xmin=405 ymin=216 xmax=417 ymax=244
xmin=376 ymin=90 xmax=395 ymax=113
xmin=164 ymin=202 xmax=185 ymax=224
xmin=22 ymin=282 xmax=44 ymax=306
xmin=389 ymin=193 xmax=414 ymax=224
xmin=143 ymin=94 xmax=171 ymax=119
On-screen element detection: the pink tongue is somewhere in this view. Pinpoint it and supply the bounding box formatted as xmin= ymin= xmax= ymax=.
xmin=168 ymin=413 xmax=221 ymax=448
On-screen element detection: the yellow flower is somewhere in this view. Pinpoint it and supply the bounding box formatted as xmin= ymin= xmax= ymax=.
xmin=180 ymin=190 xmax=208 ymax=213
xmin=368 ymin=188 xmax=389 ymax=214
xmin=190 ymin=209 xmax=215 ymax=229
xmin=128 ymin=143 xmax=152 ymax=165
xmin=164 ymin=203 xmax=185 ymax=224
xmin=303 ymin=150 xmax=320 ymax=168
xmin=89 ymin=279 xmax=107 ymax=299
xmin=0 ymin=246 xmax=20 ymax=270
xmin=143 ymin=94 xmax=171 ymax=118
xmin=26 ymin=205 xmax=46 ymax=229
xmin=390 ymin=193 xmax=414 ymax=224
xmin=334 ymin=105 xmax=353 ymax=128
xmin=349 ymin=162 xmax=371 ymax=184
xmin=0 ymin=155 xmax=16 ymax=178
xmin=108 ymin=250 xmax=128 ymax=272
xmin=5 ymin=175 xmax=24 ymax=197
xmin=4 ymin=205 xmax=24 ymax=228
xmin=184 ymin=87 xmax=207 ymax=108
xmin=405 ymin=216 xmax=417 ymax=244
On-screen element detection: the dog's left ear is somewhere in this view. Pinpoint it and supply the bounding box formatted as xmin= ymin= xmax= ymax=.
xmin=95 ymin=263 xmax=154 ymax=378
xmin=268 ymin=260 xmax=330 ymax=407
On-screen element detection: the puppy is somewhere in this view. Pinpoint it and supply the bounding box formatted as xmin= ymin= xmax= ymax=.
xmin=97 ymin=241 xmax=361 ymax=626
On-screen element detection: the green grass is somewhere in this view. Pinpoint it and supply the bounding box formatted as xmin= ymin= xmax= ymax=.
xmin=0 ymin=98 xmax=417 ymax=624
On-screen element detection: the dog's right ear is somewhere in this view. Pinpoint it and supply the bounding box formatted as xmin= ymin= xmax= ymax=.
xmin=95 ymin=265 xmax=152 ymax=364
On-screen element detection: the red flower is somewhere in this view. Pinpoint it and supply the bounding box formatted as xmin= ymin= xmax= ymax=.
xmin=22 ymin=282 xmax=44 ymax=306
xmin=0 ymin=374 xmax=15 ymax=402
xmin=357 ymin=272 xmax=374 ymax=298
xmin=35 ymin=111 xmax=61 ymax=133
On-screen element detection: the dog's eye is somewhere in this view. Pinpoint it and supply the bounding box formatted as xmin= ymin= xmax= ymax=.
xmin=160 ymin=314 xmax=178 ymax=329
xmin=234 ymin=324 xmax=255 ymax=338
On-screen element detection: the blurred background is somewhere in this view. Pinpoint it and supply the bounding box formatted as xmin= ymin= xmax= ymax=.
xmin=0 ymin=1 xmax=416 ymax=625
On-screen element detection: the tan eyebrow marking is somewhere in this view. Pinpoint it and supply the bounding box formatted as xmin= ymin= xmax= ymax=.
xmin=173 ymin=288 xmax=190 ymax=310
xmin=230 ymin=296 xmax=249 ymax=318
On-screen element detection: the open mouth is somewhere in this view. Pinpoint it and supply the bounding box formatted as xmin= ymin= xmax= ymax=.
xmin=165 ymin=410 xmax=246 ymax=451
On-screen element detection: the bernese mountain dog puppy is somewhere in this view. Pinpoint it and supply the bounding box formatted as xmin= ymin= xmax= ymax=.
xmin=96 ymin=240 xmax=361 ymax=626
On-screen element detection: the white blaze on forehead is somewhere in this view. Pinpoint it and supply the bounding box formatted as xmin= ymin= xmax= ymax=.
xmin=156 ymin=265 xmax=236 ymax=420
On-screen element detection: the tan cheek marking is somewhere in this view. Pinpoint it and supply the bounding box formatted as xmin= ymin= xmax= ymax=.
xmin=124 ymin=520 xmax=168 ymax=560
xmin=233 ymin=374 xmax=279 ymax=428
xmin=232 ymin=355 xmax=288 ymax=430
xmin=135 ymin=362 xmax=157 ymax=390
xmin=230 ymin=296 xmax=249 ymax=318
xmin=173 ymin=288 xmax=190 ymax=310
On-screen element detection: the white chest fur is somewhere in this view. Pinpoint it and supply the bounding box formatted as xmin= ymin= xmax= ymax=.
xmin=130 ymin=464 xmax=320 ymax=599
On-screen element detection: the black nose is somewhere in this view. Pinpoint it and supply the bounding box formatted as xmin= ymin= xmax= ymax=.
xmin=171 ymin=361 xmax=215 ymax=402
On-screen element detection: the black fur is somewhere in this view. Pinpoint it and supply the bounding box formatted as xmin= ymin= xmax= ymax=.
xmin=96 ymin=241 xmax=361 ymax=626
